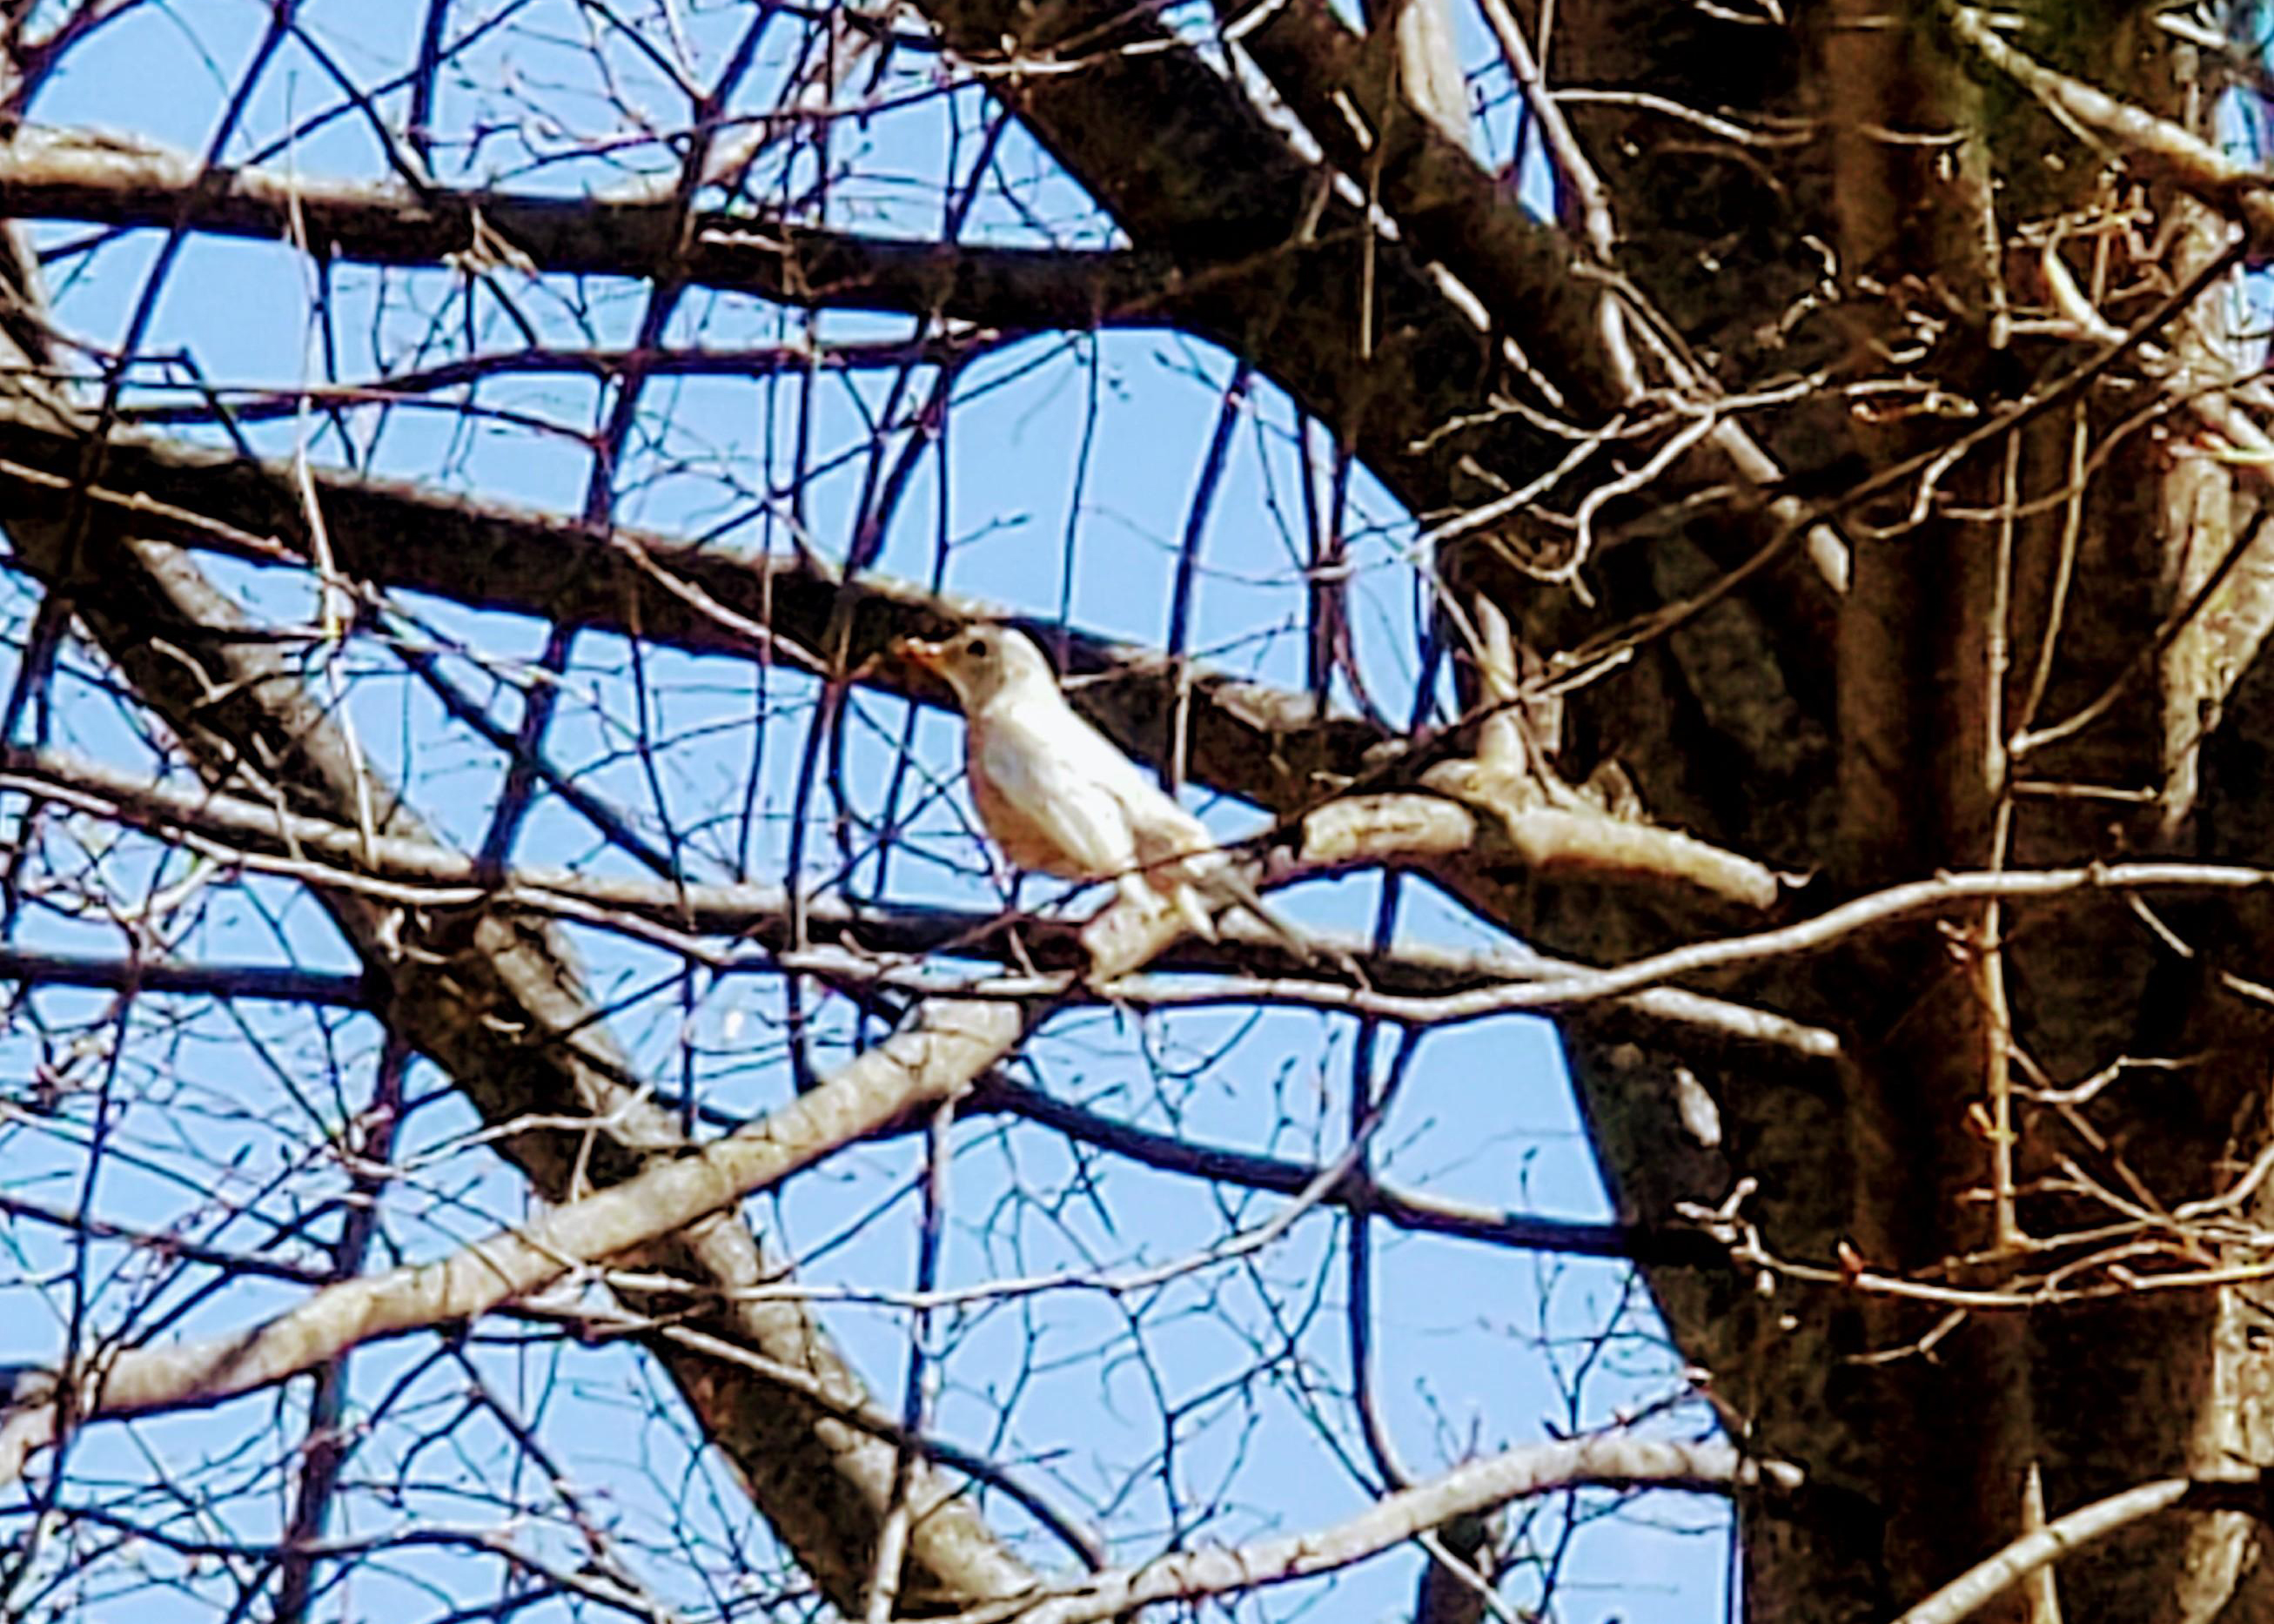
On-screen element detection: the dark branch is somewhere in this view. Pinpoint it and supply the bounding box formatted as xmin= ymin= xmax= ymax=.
xmin=0 ymin=944 xmax=368 ymax=1006
xmin=0 ymin=406 xmax=1391 ymax=816
xmin=981 ymin=1077 xmax=1726 ymax=1264
xmin=3 ymin=129 xmax=1177 ymax=329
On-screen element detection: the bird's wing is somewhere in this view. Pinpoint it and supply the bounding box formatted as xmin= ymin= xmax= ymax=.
xmin=1036 ymin=707 xmax=1215 ymax=856
xmin=975 ymin=703 xmax=1142 ymax=880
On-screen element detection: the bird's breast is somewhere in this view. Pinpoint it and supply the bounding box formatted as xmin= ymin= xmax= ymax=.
xmin=966 ymin=740 xmax=1096 ymax=879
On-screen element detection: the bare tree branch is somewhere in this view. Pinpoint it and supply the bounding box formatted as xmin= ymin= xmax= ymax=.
xmin=0 ymin=745 xmax=1822 ymax=1045
xmin=1 ymin=128 xmax=1176 ymax=328
xmin=1888 ymin=1477 xmax=2266 ymax=1624
xmin=0 ymin=406 xmax=1387 ymax=817
xmin=1943 ymin=5 xmax=2274 ymax=256
xmin=0 ymin=997 xmax=1007 ymax=1486
xmin=944 ymin=1433 xmax=1791 ymax=1624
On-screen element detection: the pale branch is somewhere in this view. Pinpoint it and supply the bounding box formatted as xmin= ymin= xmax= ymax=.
xmin=0 ymin=1191 xmax=1106 ymax=1572
xmin=791 ymin=856 xmax=2274 ymax=1029
xmin=944 ymin=1433 xmax=1792 ymax=1624
xmin=1409 ymin=763 xmax=1782 ymax=909
xmin=0 ymin=997 xmax=1008 ymax=1488
xmin=1363 ymin=0 xmax=1471 ymax=144
xmin=1463 ymin=860 xmax=2274 ymax=1014
xmin=1944 ymin=5 xmax=2274 ymax=257
xmin=1888 ymin=1476 xmax=2274 ymax=1624
xmin=0 ymin=128 xmax=1177 ymax=329
xmin=2 ymin=745 xmax=1835 ymax=1057
xmin=1288 ymin=775 xmax=1781 ymax=919
xmin=2032 ymin=233 xmax=2274 ymax=486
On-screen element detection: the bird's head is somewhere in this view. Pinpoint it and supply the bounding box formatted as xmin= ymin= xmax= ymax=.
xmin=890 ymin=623 xmax=1055 ymax=712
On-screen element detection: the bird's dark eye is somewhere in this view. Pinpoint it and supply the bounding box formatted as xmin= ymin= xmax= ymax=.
xmin=964 ymin=637 xmax=987 ymax=660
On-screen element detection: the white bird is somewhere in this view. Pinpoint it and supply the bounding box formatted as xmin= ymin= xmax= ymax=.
xmin=893 ymin=624 xmax=1316 ymax=960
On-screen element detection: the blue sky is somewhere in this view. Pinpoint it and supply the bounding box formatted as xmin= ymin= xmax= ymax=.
xmin=0 ymin=3 xmax=1734 ymax=1621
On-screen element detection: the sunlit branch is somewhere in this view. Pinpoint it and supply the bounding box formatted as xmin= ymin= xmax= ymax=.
xmin=0 ymin=998 xmax=1008 ymax=1487
xmin=0 ymin=745 xmax=1838 ymax=1059
xmin=1944 ymin=5 xmax=2274 ymax=257
xmin=1888 ymin=1475 xmax=2274 ymax=1624
xmin=943 ymin=1433 xmax=1795 ymax=1624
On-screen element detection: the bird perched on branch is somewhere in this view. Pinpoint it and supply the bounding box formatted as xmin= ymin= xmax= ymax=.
xmin=892 ymin=624 xmax=1318 ymax=962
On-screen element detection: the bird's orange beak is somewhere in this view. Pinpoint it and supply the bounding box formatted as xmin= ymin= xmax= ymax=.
xmin=890 ymin=634 xmax=949 ymax=671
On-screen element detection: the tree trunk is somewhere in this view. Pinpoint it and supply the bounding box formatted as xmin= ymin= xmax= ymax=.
xmin=1522 ymin=0 xmax=2274 ymax=1614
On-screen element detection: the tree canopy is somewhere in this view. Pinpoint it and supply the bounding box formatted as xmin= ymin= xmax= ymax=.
xmin=3 ymin=2 xmax=2274 ymax=1621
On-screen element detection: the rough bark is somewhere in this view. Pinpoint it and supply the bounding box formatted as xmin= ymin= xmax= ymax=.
xmin=1538 ymin=0 xmax=2274 ymax=1615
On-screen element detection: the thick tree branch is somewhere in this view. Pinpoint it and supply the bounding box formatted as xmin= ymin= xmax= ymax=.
xmin=3 ymin=746 xmax=1828 ymax=1057
xmin=0 ymin=998 xmax=1000 ymax=1486
xmin=1 ymin=128 xmax=1176 ymax=328
xmin=0 ymin=405 xmax=1386 ymax=817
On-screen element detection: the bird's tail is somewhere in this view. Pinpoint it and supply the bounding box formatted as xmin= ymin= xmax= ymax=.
xmin=1184 ymin=857 xmax=1327 ymax=970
